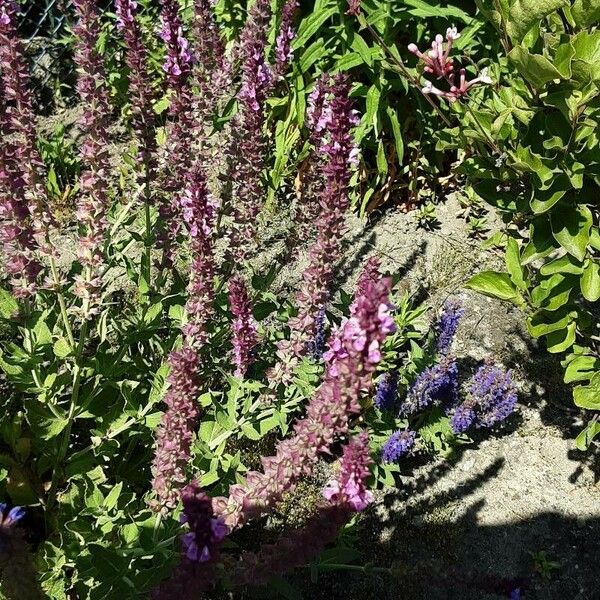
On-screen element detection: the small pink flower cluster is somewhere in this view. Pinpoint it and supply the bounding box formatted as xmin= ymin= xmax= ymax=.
xmin=323 ymin=431 xmax=373 ymax=511
xmin=408 ymin=27 xmax=492 ymax=103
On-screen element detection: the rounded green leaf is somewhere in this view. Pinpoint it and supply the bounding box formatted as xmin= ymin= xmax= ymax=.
xmin=465 ymin=271 xmax=520 ymax=301
xmin=551 ymin=204 xmax=592 ymax=262
xmin=581 ymin=259 xmax=600 ymax=302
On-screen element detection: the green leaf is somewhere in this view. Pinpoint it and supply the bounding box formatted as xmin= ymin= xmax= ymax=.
xmin=32 ymin=317 xmax=53 ymax=346
xmin=386 ymin=106 xmax=404 ymax=164
xmin=551 ymin=204 xmax=592 ymax=262
xmin=527 ymin=310 xmax=575 ymax=338
xmin=53 ymin=337 xmax=72 ymax=358
xmin=505 ymin=238 xmax=527 ymax=290
xmin=299 ymin=38 xmax=328 ymax=72
xmin=465 ymin=271 xmax=521 ymax=301
xmin=293 ymin=5 xmax=337 ymax=49
xmin=564 ymin=355 xmax=600 ymax=384
xmin=571 ymin=0 xmax=600 ymax=28
xmin=573 ymin=373 xmax=600 ymax=410
xmin=0 ymin=289 xmax=18 ymax=319
xmin=575 ymin=419 xmax=600 ymax=451
xmin=512 ymin=145 xmax=553 ymax=185
xmin=103 ymin=482 xmax=122 ymax=511
xmin=24 ymin=399 xmax=69 ymax=440
xmin=570 ymin=31 xmax=600 ymax=83
xmin=530 ymin=274 xmax=574 ymax=310
xmin=581 ymin=259 xmax=600 ymax=302
xmin=506 ymin=0 xmax=568 ymax=42
xmin=530 ymin=178 xmax=568 ymax=214
xmin=540 ymin=254 xmax=584 ymax=275
xmin=546 ymin=321 xmax=576 ymax=353
xmin=508 ymin=46 xmax=563 ymax=88
xmin=376 ymin=138 xmax=387 ymax=175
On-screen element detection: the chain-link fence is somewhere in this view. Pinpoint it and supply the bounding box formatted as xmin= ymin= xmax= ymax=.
xmin=16 ymin=0 xmax=77 ymax=113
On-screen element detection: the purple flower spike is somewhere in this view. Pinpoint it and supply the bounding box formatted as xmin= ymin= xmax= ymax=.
xmin=402 ymin=355 xmax=459 ymax=415
xmin=273 ymin=74 xmax=360 ymax=382
xmin=151 ymin=347 xmax=201 ymax=513
xmin=274 ymin=0 xmax=298 ymax=78
xmin=323 ymin=431 xmax=373 ymax=511
xmin=375 ymin=371 xmax=399 ymax=411
xmin=435 ymin=298 xmax=465 ymax=355
xmin=471 ymin=361 xmax=518 ymax=428
xmin=229 ymin=276 xmax=258 ymax=377
xmin=381 ymin=429 xmax=415 ymax=463
xmin=450 ymin=402 xmax=476 ymax=434
xmin=451 ymin=360 xmax=517 ymax=434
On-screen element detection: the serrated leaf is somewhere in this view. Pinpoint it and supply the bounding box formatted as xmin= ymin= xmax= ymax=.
xmin=0 ymin=289 xmax=18 ymax=319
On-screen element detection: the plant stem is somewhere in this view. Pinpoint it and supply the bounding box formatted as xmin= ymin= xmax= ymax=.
xmin=49 ymin=256 xmax=75 ymax=350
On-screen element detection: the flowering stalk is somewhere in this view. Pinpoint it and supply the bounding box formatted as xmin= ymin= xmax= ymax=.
xmin=228 ymin=0 xmax=272 ymax=261
xmin=157 ymin=0 xmax=195 ymax=265
xmin=191 ymin=0 xmax=228 ymax=124
xmin=115 ymin=0 xmax=157 ymax=285
xmin=451 ymin=360 xmax=517 ymax=433
xmin=72 ymin=0 xmax=112 ymax=315
xmin=272 ymin=74 xmax=358 ymax=382
xmin=408 ymin=28 xmax=493 ymax=103
xmin=151 ymin=168 xmax=217 ymax=511
xmin=228 ymin=275 xmax=258 ymax=377
xmin=151 ymin=483 xmax=227 ymax=598
xmin=179 ymin=165 xmax=218 ymax=347
xmin=0 ymin=0 xmax=52 ymax=255
xmin=0 ymin=87 xmax=41 ymax=297
xmin=151 ymin=347 xmax=201 ymax=514
xmin=323 ymin=431 xmax=373 ymax=511
xmin=381 ymin=429 xmax=415 ymax=463
xmin=0 ymin=505 xmax=44 ymax=598
xmin=434 ymin=297 xmax=464 ymax=355
xmin=213 ymin=274 xmax=395 ymax=529
xmin=400 ymin=354 xmax=459 ymax=415
xmin=273 ymin=0 xmax=298 ymax=79
xmin=374 ymin=370 xmax=399 ymax=411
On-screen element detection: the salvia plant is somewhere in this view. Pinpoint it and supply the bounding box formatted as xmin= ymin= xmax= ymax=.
xmin=2 ymin=0 xmax=583 ymax=596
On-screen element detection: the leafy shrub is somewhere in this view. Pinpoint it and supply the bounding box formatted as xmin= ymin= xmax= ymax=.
xmin=355 ymin=0 xmax=599 ymax=445
xmin=0 ymin=0 xmax=519 ymax=597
